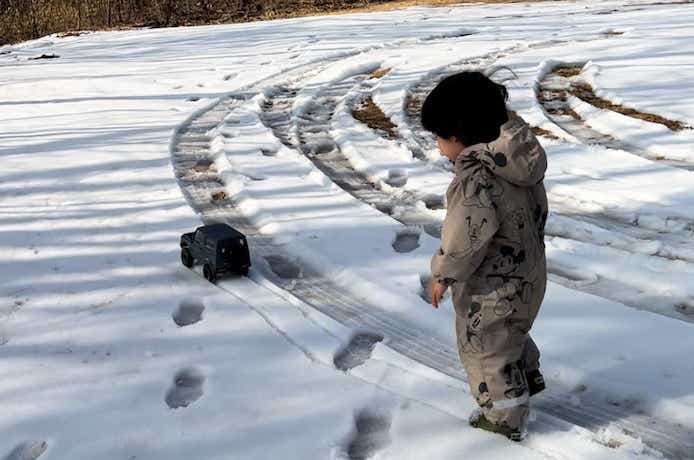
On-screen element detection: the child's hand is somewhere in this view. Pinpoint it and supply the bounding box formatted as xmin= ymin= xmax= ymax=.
xmin=429 ymin=278 xmax=448 ymax=309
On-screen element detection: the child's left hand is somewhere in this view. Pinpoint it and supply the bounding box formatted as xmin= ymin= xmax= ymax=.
xmin=429 ymin=278 xmax=448 ymax=309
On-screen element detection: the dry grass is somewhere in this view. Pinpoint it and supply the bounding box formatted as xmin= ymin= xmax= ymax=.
xmin=328 ymin=0 xmax=565 ymax=15
xmin=537 ymin=86 xmax=581 ymax=120
xmin=550 ymin=65 xmax=691 ymax=131
xmin=570 ymin=81 xmax=691 ymax=130
xmin=572 ymin=86 xmax=688 ymax=132
xmin=369 ymin=67 xmax=392 ymax=79
xmin=530 ymin=125 xmax=560 ymax=140
xmin=211 ymin=190 xmax=227 ymax=201
xmin=352 ymin=96 xmax=399 ymax=138
xmin=553 ymin=65 xmax=582 ymax=78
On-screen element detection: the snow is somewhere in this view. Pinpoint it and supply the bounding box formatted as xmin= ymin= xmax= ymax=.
xmin=2 ymin=0 xmax=694 ymax=458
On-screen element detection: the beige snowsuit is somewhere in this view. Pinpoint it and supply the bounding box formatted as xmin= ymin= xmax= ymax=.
xmin=431 ymin=112 xmax=548 ymax=431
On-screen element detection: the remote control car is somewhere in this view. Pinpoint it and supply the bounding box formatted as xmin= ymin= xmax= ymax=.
xmin=180 ymin=223 xmax=251 ymax=282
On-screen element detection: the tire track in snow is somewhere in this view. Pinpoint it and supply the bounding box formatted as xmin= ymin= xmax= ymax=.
xmin=402 ymin=38 xmax=603 ymax=162
xmin=171 ymin=72 xmax=694 ymax=459
xmin=537 ymin=67 xmax=694 ymax=172
xmin=261 ymin=73 xmax=442 ymax=239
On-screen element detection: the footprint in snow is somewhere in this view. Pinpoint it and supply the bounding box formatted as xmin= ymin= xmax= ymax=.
xmin=4 ymin=440 xmax=48 ymax=460
xmin=223 ymin=72 xmax=238 ymax=81
xmin=392 ymin=229 xmax=420 ymax=253
xmin=172 ymin=298 xmax=205 ymax=327
xmin=186 ymin=96 xmax=200 ymax=102
xmin=384 ymin=169 xmax=408 ymax=188
xmin=343 ymin=407 xmax=392 ymax=460
xmin=333 ymin=332 xmax=384 ymax=371
xmin=423 ymin=194 xmax=445 ymax=210
xmin=165 ymin=367 xmax=205 ymax=409
xmin=260 ymin=147 xmax=279 ymax=157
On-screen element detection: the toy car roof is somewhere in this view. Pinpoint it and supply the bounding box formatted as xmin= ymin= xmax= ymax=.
xmin=197 ymin=223 xmax=246 ymax=242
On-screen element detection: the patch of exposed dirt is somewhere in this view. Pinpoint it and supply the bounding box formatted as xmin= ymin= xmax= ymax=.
xmin=211 ymin=190 xmax=227 ymax=201
xmin=554 ymin=65 xmax=692 ymax=131
xmin=336 ymin=0 xmax=565 ymax=15
xmin=537 ymin=86 xmax=581 ymax=120
xmin=554 ymin=65 xmax=582 ymax=78
xmin=352 ymin=96 xmax=398 ymax=139
xmin=531 ymin=125 xmax=560 ymax=140
xmin=369 ymin=67 xmax=391 ymax=79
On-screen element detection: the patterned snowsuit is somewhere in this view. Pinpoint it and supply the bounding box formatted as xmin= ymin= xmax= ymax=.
xmin=431 ymin=112 xmax=548 ymax=431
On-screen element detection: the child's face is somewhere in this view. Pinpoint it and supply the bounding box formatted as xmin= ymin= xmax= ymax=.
xmin=436 ymin=136 xmax=465 ymax=162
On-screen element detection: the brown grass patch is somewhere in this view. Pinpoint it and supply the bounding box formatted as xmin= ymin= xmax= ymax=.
xmin=329 ymin=0 xmax=564 ymax=15
xmin=552 ymin=64 xmax=691 ymax=130
xmin=537 ymin=87 xmax=581 ymax=120
xmin=569 ymin=81 xmax=691 ymax=131
xmin=211 ymin=190 xmax=227 ymax=201
xmin=554 ymin=65 xmax=582 ymax=78
xmin=370 ymin=67 xmax=392 ymax=79
xmin=531 ymin=125 xmax=559 ymax=140
xmin=352 ymin=96 xmax=399 ymax=138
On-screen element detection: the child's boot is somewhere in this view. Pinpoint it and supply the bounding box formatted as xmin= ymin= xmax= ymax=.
xmin=468 ymin=408 xmax=525 ymax=442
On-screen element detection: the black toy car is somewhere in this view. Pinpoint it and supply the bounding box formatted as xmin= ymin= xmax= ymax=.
xmin=180 ymin=223 xmax=251 ymax=282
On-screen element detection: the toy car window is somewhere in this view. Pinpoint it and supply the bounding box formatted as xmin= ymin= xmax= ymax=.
xmin=195 ymin=230 xmax=204 ymax=244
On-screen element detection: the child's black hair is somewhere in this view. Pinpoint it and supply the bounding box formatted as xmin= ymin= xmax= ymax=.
xmin=421 ymin=71 xmax=509 ymax=146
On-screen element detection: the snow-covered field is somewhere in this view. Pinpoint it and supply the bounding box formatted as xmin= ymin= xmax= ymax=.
xmin=2 ymin=0 xmax=694 ymax=458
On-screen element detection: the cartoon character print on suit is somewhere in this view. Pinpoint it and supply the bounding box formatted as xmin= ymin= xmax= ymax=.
xmin=465 ymin=300 xmax=484 ymax=353
xmin=477 ymin=382 xmax=493 ymax=409
xmin=503 ymin=360 xmax=528 ymax=399
xmin=462 ymin=170 xmax=504 ymax=210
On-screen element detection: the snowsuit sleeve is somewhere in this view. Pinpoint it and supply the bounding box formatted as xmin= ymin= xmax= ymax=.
xmin=431 ymin=159 xmax=500 ymax=285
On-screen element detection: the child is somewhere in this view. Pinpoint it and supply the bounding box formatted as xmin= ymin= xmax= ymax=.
xmin=421 ymin=71 xmax=548 ymax=441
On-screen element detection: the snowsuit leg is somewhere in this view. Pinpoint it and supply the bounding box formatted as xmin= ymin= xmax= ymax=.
xmin=522 ymin=335 xmax=540 ymax=373
xmin=452 ymin=280 xmax=543 ymax=430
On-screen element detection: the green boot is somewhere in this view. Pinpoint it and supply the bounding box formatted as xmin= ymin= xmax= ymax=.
xmin=469 ymin=409 xmax=525 ymax=442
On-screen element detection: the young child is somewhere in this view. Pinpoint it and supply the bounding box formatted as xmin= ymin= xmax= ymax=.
xmin=421 ymin=71 xmax=548 ymax=441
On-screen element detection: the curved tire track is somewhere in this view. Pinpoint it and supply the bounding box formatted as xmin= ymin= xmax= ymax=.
xmin=262 ymin=73 xmax=443 ymax=238
xmin=538 ymin=68 xmax=694 ymax=172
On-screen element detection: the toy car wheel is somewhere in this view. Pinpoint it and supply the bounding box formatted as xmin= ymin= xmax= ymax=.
xmin=203 ymin=264 xmax=216 ymax=283
xmin=181 ymin=249 xmax=194 ymax=268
